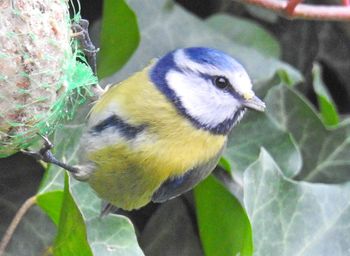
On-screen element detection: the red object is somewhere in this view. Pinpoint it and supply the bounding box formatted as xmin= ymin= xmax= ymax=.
xmin=285 ymin=0 xmax=303 ymax=15
xmin=343 ymin=0 xmax=350 ymax=6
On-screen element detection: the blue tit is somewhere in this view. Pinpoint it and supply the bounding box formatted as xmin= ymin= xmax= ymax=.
xmin=74 ymin=47 xmax=265 ymax=211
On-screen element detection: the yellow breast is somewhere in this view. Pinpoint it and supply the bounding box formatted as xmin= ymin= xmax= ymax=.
xmin=86 ymin=66 xmax=226 ymax=210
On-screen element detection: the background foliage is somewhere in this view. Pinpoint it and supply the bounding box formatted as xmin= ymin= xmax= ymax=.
xmin=1 ymin=0 xmax=350 ymax=255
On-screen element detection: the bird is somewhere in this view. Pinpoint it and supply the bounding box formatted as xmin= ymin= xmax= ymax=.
xmin=30 ymin=47 xmax=266 ymax=211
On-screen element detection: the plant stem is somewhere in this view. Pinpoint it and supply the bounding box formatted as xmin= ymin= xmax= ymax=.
xmin=285 ymin=0 xmax=303 ymax=15
xmin=0 ymin=196 xmax=37 ymax=256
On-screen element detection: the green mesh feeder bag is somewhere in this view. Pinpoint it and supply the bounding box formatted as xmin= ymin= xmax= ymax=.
xmin=0 ymin=0 xmax=97 ymax=157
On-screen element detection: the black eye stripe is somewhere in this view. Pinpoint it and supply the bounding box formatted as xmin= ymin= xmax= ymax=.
xmin=194 ymin=73 xmax=243 ymax=99
xmin=210 ymin=75 xmax=245 ymax=100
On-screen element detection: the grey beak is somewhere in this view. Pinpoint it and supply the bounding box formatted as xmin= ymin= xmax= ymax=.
xmin=243 ymin=95 xmax=265 ymax=112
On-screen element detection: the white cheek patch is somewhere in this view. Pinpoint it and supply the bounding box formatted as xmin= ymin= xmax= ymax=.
xmin=166 ymin=70 xmax=241 ymax=127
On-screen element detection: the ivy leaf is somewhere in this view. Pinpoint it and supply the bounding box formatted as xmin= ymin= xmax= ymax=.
xmin=266 ymin=85 xmax=350 ymax=183
xmin=244 ymin=149 xmax=350 ymax=256
xmin=225 ymin=110 xmax=302 ymax=180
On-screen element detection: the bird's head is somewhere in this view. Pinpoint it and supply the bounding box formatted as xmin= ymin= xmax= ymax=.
xmin=150 ymin=47 xmax=265 ymax=135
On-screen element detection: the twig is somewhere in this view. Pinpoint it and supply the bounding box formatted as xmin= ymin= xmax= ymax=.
xmin=285 ymin=0 xmax=303 ymax=15
xmin=0 ymin=196 xmax=37 ymax=256
xmin=237 ymin=0 xmax=350 ymax=21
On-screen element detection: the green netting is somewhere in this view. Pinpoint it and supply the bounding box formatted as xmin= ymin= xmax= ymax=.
xmin=0 ymin=0 xmax=97 ymax=157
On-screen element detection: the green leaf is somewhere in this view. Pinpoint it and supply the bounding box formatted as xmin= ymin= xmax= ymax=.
xmin=224 ymin=109 xmax=302 ymax=179
xmin=53 ymin=174 xmax=93 ymax=256
xmin=244 ymin=149 xmax=350 ymax=256
xmin=218 ymin=156 xmax=232 ymax=174
xmin=205 ymin=14 xmax=281 ymax=58
xmin=195 ymin=175 xmax=253 ymax=256
xmin=265 ymin=85 xmax=350 ymax=183
xmin=37 ymin=191 xmax=64 ymax=226
xmin=312 ymin=63 xmax=339 ymax=126
xmin=277 ymin=69 xmax=296 ymax=87
xmin=105 ymin=0 xmax=302 ymax=86
xmin=98 ymin=0 xmax=140 ymax=79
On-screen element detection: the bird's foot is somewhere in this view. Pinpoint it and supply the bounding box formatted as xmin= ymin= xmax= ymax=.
xmin=22 ymin=134 xmax=79 ymax=174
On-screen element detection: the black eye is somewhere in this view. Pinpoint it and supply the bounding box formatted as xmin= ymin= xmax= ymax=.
xmin=213 ymin=76 xmax=230 ymax=89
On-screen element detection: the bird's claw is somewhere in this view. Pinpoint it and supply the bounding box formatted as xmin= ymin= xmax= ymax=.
xmin=38 ymin=134 xmax=53 ymax=153
xmin=21 ymin=134 xmax=53 ymax=161
xmin=22 ymin=134 xmax=79 ymax=174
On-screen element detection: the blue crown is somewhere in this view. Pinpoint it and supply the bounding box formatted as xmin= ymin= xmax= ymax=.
xmin=184 ymin=47 xmax=241 ymax=71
